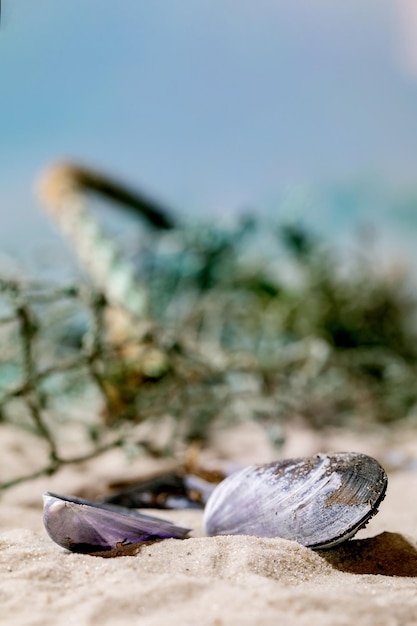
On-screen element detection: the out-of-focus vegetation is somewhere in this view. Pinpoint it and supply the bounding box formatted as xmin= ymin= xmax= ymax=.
xmin=140 ymin=219 xmax=417 ymax=427
xmin=1 ymin=214 xmax=417 ymax=488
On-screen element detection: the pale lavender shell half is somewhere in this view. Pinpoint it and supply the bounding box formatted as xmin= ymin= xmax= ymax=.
xmin=203 ymin=452 xmax=387 ymax=549
xmin=43 ymin=492 xmax=191 ymax=553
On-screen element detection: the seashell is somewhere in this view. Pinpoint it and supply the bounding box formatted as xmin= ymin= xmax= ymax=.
xmin=43 ymin=492 xmax=191 ymax=554
xmin=203 ymin=452 xmax=387 ymax=549
xmin=104 ymin=471 xmax=216 ymax=510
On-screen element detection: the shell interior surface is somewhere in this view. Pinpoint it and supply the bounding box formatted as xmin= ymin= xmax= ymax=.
xmin=43 ymin=492 xmax=191 ymax=553
xmin=203 ymin=452 xmax=388 ymax=549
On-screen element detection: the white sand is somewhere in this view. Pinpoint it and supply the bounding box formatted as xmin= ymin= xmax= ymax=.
xmin=1 ymin=423 xmax=417 ymax=626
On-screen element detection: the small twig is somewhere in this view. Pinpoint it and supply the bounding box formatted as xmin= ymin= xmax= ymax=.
xmin=16 ymin=303 xmax=60 ymax=462
xmin=0 ymin=331 xmax=153 ymax=407
xmin=0 ymin=465 xmax=58 ymax=491
xmin=0 ymin=436 xmax=124 ymax=491
xmin=0 ymin=357 xmax=91 ymax=404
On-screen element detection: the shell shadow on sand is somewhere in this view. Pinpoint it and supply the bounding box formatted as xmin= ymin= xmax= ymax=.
xmin=319 ymin=532 xmax=417 ymax=577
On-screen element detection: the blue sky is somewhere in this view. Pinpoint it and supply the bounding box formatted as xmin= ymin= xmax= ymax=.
xmin=2 ymin=1 xmax=417 ymax=265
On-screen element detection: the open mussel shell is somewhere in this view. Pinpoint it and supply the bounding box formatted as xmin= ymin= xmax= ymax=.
xmin=203 ymin=452 xmax=388 ymax=549
xmin=43 ymin=492 xmax=191 ymax=554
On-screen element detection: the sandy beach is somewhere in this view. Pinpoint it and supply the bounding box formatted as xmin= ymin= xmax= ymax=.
xmin=1 ymin=421 xmax=417 ymax=626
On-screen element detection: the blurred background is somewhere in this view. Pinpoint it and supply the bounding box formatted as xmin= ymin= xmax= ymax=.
xmin=2 ymin=0 xmax=417 ymax=267
xmin=2 ymin=0 xmax=417 ymax=489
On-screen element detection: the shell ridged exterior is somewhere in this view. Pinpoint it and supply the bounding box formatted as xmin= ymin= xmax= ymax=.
xmin=203 ymin=452 xmax=387 ymax=549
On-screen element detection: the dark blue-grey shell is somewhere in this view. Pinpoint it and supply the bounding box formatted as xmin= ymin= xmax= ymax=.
xmin=203 ymin=452 xmax=387 ymax=549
